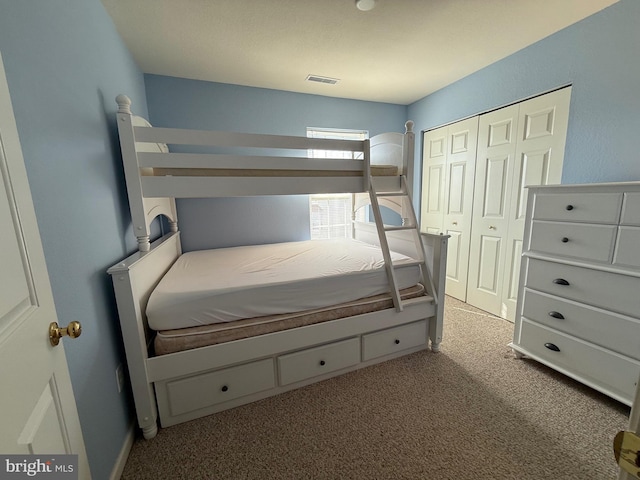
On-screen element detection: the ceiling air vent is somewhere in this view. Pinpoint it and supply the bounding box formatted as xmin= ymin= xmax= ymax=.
xmin=306 ymin=75 xmax=339 ymax=85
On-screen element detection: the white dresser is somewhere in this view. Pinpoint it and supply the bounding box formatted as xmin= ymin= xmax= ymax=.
xmin=510 ymin=182 xmax=640 ymax=406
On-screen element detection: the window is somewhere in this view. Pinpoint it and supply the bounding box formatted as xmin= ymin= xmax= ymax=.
xmin=307 ymin=128 xmax=368 ymax=240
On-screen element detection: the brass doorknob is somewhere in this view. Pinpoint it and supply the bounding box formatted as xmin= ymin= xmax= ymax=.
xmin=49 ymin=321 xmax=82 ymax=346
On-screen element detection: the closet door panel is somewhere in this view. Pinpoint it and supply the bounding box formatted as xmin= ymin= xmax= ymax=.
xmin=421 ymin=129 xmax=447 ymax=235
xmin=467 ymin=105 xmax=519 ymax=316
xmin=421 ymin=116 xmax=478 ymax=301
xmin=501 ymin=87 xmax=571 ymax=321
xmin=442 ymin=116 xmax=479 ymax=301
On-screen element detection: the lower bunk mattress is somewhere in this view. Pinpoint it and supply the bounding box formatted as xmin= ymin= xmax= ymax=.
xmin=147 ymin=238 xmax=427 ymax=354
xmin=154 ymin=283 xmax=426 ymax=355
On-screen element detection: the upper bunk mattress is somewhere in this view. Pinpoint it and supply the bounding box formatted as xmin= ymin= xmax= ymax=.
xmin=146 ymin=238 xmax=421 ymax=331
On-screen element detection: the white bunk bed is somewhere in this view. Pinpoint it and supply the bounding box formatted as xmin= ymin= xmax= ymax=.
xmin=108 ymin=95 xmax=448 ymax=439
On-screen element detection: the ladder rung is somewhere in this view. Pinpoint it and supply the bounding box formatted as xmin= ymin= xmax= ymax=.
xmin=401 ymin=296 xmax=435 ymax=307
xmin=393 ymin=260 xmax=423 ymax=268
xmin=375 ymin=191 xmax=406 ymax=197
xmin=384 ymin=225 xmax=415 ymax=232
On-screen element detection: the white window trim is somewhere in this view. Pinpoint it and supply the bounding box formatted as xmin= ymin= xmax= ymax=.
xmin=307 ymin=127 xmax=368 ymax=240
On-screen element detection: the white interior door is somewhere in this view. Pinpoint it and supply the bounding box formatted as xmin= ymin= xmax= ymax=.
xmin=466 ymin=105 xmax=520 ymax=317
xmin=0 ymin=52 xmax=90 ymax=477
xmin=500 ymin=87 xmax=571 ymax=321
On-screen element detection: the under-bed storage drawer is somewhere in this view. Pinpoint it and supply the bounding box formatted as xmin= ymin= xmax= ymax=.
xmin=518 ymin=319 xmax=640 ymax=401
xmin=362 ymin=320 xmax=427 ymax=361
xmin=164 ymin=359 xmax=275 ymax=417
xmin=278 ymin=337 xmax=360 ymax=386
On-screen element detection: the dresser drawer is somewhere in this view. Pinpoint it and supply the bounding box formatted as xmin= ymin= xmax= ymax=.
xmin=614 ymin=226 xmax=640 ymax=268
xmin=525 ymin=258 xmax=640 ymax=318
xmin=528 ymin=221 xmax=616 ymax=262
xmin=278 ymin=337 xmax=360 ymax=386
xmin=621 ymin=192 xmax=640 ymax=225
xmin=532 ymin=192 xmax=622 ymax=223
xmin=521 ymin=289 xmax=640 ymax=359
xmin=164 ymin=359 xmax=275 ymax=416
xmin=362 ymin=320 xmax=427 ymax=361
xmin=518 ymin=319 xmax=640 ymax=402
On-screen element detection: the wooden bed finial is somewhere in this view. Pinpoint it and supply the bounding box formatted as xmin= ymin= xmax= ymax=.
xmin=116 ymin=94 xmax=132 ymax=115
xmin=405 ymin=120 xmax=414 ymax=134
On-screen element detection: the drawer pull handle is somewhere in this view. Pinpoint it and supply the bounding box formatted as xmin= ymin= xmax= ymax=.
xmin=548 ymin=311 xmax=565 ymax=320
xmin=553 ymin=278 xmax=570 ymax=286
xmin=544 ymin=343 xmax=561 ymax=352
xmin=319 ymin=360 xmax=326 ymax=366
xmin=394 ymin=339 xmax=400 ymax=345
xmin=566 ymin=205 xmax=574 ymax=211
xmin=221 ymin=385 xmax=229 ymax=392
xmin=561 ymin=237 xmax=569 ymax=243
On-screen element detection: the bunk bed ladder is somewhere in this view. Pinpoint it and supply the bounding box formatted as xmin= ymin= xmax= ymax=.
xmin=369 ymin=175 xmax=438 ymax=312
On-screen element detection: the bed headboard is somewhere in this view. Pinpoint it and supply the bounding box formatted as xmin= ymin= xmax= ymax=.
xmin=370 ymin=120 xmax=414 ymax=182
xmin=117 ymin=95 xmax=178 ymax=252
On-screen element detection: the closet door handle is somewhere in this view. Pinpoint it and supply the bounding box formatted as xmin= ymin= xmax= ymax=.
xmin=548 ymin=311 xmax=565 ymax=320
xmin=553 ymin=278 xmax=570 ymax=286
xmin=544 ymin=343 xmax=561 ymax=352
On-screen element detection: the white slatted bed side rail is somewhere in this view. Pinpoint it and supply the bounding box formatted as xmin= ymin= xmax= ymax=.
xmin=137 ymin=152 xmax=366 ymax=171
xmin=134 ymin=125 xmax=367 ymax=153
xmin=142 ymin=175 xmax=368 ymax=198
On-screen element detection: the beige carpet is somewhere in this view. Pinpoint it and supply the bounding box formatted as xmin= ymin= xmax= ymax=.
xmin=121 ymin=297 xmax=630 ymax=479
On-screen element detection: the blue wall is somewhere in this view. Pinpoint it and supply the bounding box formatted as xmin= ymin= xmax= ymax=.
xmin=408 ymin=0 xmax=640 ymax=200
xmin=144 ymin=75 xmax=407 ymax=251
xmin=0 ymin=1 xmax=146 ymax=477
xmin=1 ymin=0 xmax=637 ymax=476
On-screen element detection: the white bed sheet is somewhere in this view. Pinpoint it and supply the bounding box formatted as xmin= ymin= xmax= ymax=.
xmin=146 ymin=238 xmax=421 ymax=330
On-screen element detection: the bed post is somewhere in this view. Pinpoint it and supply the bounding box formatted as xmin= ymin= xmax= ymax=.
xmin=116 ymin=94 xmax=152 ymax=252
xmin=404 ymin=120 xmax=415 ymax=199
xmin=422 ymin=232 xmax=448 ymax=352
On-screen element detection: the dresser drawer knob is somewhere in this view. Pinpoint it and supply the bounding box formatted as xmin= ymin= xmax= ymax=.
xmin=221 ymin=385 xmax=229 ymax=392
xmin=394 ymin=339 xmax=400 ymax=345
xmin=561 ymin=237 xmax=569 ymax=243
xmin=544 ymin=343 xmax=561 ymax=352
xmin=553 ymin=278 xmax=570 ymax=286
xmin=548 ymin=311 xmax=565 ymax=320
xmin=319 ymin=360 xmax=326 ymax=366
xmin=566 ymin=205 xmax=574 ymax=211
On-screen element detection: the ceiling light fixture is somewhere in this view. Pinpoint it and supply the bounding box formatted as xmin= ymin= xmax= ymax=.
xmin=356 ymin=0 xmax=376 ymax=12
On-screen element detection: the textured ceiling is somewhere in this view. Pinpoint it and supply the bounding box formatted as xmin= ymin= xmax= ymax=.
xmin=101 ymin=0 xmax=618 ymax=105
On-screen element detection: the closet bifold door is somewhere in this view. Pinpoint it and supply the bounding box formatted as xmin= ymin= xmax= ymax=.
xmin=466 ymin=86 xmax=571 ymax=320
xmin=420 ymin=116 xmax=479 ymax=302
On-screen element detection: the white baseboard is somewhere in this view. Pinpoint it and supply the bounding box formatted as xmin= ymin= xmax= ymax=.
xmin=110 ymin=423 xmax=135 ymax=480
